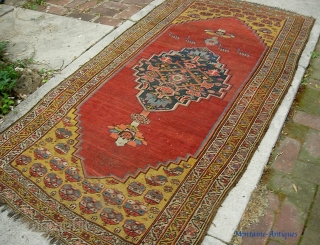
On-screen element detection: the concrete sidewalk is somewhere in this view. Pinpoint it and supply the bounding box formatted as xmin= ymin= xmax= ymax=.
xmin=0 ymin=0 xmax=320 ymax=244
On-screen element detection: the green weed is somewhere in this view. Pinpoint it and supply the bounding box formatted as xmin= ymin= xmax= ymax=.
xmin=39 ymin=68 xmax=54 ymax=83
xmin=0 ymin=41 xmax=17 ymax=96
xmin=311 ymin=51 xmax=320 ymax=59
xmin=0 ymin=41 xmax=9 ymax=60
xmin=0 ymin=65 xmax=17 ymax=93
xmin=22 ymin=0 xmax=46 ymax=10
xmin=0 ymin=93 xmax=15 ymax=115
xmin=301 ymin=77 xmax=308 ymax=86
xmin=14 ymin=58 xmax=36 ymax=68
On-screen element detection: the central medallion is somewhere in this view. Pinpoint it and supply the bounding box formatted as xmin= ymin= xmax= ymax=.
xmin=133 ymin=47 xmax=231 ymax=112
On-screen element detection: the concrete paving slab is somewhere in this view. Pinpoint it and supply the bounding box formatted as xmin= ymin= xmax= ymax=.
xmin=0 ymin=7 xmax=114 ymax=70
xmin=0 ymin=4 xmax=13 ymax=17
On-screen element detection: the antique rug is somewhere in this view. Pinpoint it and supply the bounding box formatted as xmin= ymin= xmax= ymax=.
xmin=0 ymin=0 xmax=314 ymax=244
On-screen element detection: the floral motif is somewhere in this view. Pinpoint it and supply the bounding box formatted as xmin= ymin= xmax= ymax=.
xmin=79 ymin=196 xmax=102 ymax=214
xmin=50 ymin=157 xmax=68 ymax=171
xmin=100 ymin=208 xmax=124 ymax=225
xmin=102 ymin=188 xmax=125 ymax=205
xmin=55 ymin=128 xmax=72 ymax=139
xmin=82 ymin=180 xmax=104 ymax=194
xmin=59 ymin=184 xmax=81 ymax=201
xmin=15 ymin=155 xmax=32 ymax=165
xmin=34 ymin=148 xmax=52 ymax=160
xmin=44 ymin=173 xmax=63 ymax=188
xmin=123 ymin=219 xmax=146 ymax=237
xmin=30 ymin=163 xmax=47 ymax=177
xmin=123 ymin=200 xmax=148 ymax=216
xmin=144 ymin=190 xmax=163 ymax=205
xmin=108 ymin=124 xmax=147 ymax=147
xmin=127 ymin=181 xmax=146 ymax=196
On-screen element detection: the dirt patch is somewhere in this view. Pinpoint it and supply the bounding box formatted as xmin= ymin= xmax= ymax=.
xmin=13 ymin=68 xmax=43 ymax=95
xmin=230 ymin=165 xmax=274 ymax=245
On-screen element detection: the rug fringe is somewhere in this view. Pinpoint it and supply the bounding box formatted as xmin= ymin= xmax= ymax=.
xmin=0 ymin=197 xmax=67 ymax=245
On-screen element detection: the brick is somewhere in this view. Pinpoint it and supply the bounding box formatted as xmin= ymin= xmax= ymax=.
xmin=267 ymin=191 xmax=280 ymax=212
xmin=307 ymin=190 xmax=320 ymax=229
xmin=67 ymin=11 xmax=95 ymax=21
xmin=122 ymin=0 xmax=152 ymax=6
xmin=298 ymin=129 xmax=320 ymax=164
xmin=45 ymin=0 xmax=70 ymax=6
xmin=43 ymin=5 xmax=65 ymax=14
xmin=268 ymin=171 xmax=316 ymax=204
xmin=292 ymin=160 xmax=320 ymax=185
xmin=309 ymin=54 xmax=320 ymax=71
xmin=314 ymin=96 xmax=320 ymax=116
xmin=293 ymin=111 xmax=320 ymax=131
xmin=272 ymin=137 xmax=300 ymax=174
xmin=282 ymin=121 xmax=308 ymax=143
xmin=115 ymin=5 xmax=140 ymax=19
xmin=296 ymin=87 xmax=320 ymax=115
xmin=271 ymin=199 xmax=304 ymax=244
xmin=104 ymin=1 xmax=127 ymax=10
xmin=310 ymin=68 xmax=320 ymax=81
xmin=300 ymin=228 xmax=320 ymax=245
xmin=65 ymin=0 xmax=87 ymax=8
xmin=91 ymin=6 xmax=120 ymax=16
xmin=94 ymin=16 xmax=123 ymax=26
xmin=241 ymin=209 xmax=275 ymax=245
xmin=78 ymin=0 xmax=98 ymax=11
xmin=267 ymin=240 xmax=284 ymax=245
xmin=34 ymin=5 xmax=47 ymax=12
xmin=306 ymin=78 xmax=320 ymax=91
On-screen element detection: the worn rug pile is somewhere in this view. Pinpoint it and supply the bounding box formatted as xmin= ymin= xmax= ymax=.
xmin=0 ymin=0 xmax=314 ymax=244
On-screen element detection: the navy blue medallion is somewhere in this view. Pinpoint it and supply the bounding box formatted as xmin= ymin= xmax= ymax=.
xmin=133 ymin=47 xmax=231 ymax=112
